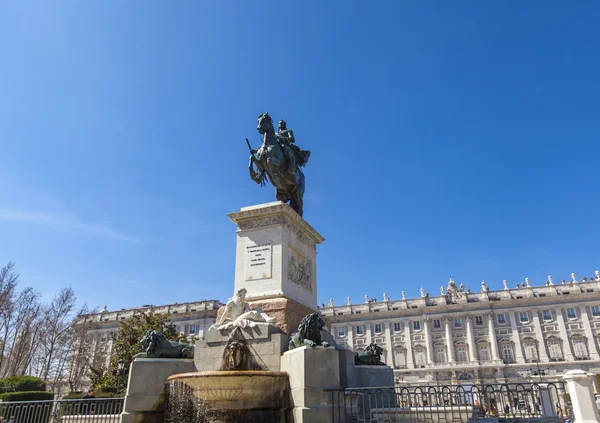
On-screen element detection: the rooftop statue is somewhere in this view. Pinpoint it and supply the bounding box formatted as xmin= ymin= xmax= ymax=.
xmin=247 ymin=113 xmax=310 ymax=216
xmin=210 ymin=288 xmax=275 ymax=332
xmin=446 ymin=278 xmax=463 ymax=304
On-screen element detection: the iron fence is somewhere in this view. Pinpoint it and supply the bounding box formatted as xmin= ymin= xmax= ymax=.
xmin=326 ymin=382 xmax=568 ymax=423
xmin=0 ymin=398 xmax=124 ymax=423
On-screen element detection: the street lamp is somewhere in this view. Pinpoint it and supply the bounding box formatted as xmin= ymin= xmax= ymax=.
xmin=521 ymin=362 xmax=550 ymax=383
xmin=113 ymin=359 xmax=126 ymax=395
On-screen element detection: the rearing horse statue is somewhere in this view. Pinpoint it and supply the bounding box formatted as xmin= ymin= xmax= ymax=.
xmin=247 ymin=113 xmax=309 ymax=216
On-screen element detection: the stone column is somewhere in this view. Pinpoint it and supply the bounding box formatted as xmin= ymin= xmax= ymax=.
xmin=563 ymin=370 xmax=600 ymax=423
xmin=347 ymin=325 xmax=354 ymax=350
xmin=444 ymin=318 xmax=456 ymax=364
xmin=384 ymin=322 xmax=394 ymax=366
xmin=423 ymin=318 xmax=434 ymax=365
xmin=580 ymin=306 xmax=600 ymax=360
xmin=508 ymin=312 xmax=525 ymax=364
xmin=531 ymin=309 xmax=549 ymax=361
xmin=555 ymin=308 xmax=575 ymax=361
xmin=487 ymin=314 xmax=500 ymax=361
xmin=403 ymin=320 xmax=414 ymax=369
xmin=465 ymin=316 xmax=478 ymax=362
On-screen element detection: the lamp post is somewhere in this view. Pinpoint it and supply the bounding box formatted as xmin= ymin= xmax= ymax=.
xmin=522 ymin=362 xmax=550 ymax=383
xmin=113 ymin=359 xmax=126 ymax=395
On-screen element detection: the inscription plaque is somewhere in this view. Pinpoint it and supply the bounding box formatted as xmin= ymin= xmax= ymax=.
xmin=245 ymin=243 xmax=272 ymax=281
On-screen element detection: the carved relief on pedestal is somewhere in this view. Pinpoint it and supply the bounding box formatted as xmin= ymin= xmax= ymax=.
xmin=288 ymin=247 xmax=313 ymax=292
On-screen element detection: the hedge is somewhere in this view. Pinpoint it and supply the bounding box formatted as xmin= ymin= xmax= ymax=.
xmin=0 ymin=376 xmax=46 ymax=393
xmin=62 ymin=390 xmax=118 ymax=399
xmin=0 ymin=391 xmax=54 ymax=401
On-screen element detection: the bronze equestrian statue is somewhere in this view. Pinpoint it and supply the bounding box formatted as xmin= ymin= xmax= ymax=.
xmin=246 ymin=113 xmax=310 ymax=216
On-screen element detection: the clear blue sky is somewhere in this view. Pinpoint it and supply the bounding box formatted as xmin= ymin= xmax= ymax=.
xmin=1 ymin=1 xmax=599 ymax=310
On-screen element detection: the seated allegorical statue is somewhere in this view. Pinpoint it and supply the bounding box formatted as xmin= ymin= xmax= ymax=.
xmin=210 ymin=288 xmax=275 ymax=331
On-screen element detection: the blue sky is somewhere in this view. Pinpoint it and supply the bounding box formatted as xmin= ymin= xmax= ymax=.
xmin=1 ymin=1 xmax=599 ymax=310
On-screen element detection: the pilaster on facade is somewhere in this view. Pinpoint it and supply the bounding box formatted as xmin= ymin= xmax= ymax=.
xmin=365 ymin=322 xmax=373 ymax=345
xmin=444 ymin=317 xmax=456 ymax=364
xmin=423 ymin=317 xmax=434 ymax=365
xmin=580 ymin=306 xmax=600 ymax=360
xmin=531 ymin=309 xmax=550 ymax=362
xmin=555 ymin=308 xmax=575 ymax=361
xmin=403 ymin=320 xmax=414 ymax=369
xmin=384 ymin=322 xmax=394 ymax=366
xmin=465 ymin=316 xmax=478 ymax=363
xmin=508 ymin=312 xmax=525 ymax=364
xmin=486 ymin=313 xmax=501 ymax=361
xmin=346 ymin=325 xmax=354 ymax=349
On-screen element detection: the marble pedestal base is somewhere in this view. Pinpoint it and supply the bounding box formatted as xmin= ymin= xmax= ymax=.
xmin=119 ymin=358 xmax=195 ymax=423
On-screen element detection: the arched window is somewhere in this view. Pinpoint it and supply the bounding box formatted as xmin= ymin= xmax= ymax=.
xmin=435 ymin=346 xmax=446 ymax=364
xmin=456 ymin=344 xmax=468 ymax=362
xmin=393 ymin=347 xmax=407 ymax=369
xmin=572 ymin=337 xmax=589 ymax=359
xmin=414 ymin=346 xmax=426 ymax=367
xmin=500 ymin=341 xmax=514 ymax=363
xmin=523 ymin=339 xmax=538 ymax=362
xmin=477 ymin=343 xmax=490 ymax=361
xmin=547 ymin=338 xmax=563 ymax=361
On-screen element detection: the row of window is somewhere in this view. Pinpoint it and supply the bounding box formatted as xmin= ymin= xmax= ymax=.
xmin=339 ymin=307 xmax=600 ymax=337
xmin=390 ymin=339 xmax=590 ymax=368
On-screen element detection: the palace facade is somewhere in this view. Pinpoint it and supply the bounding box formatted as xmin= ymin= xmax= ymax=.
xmin=76 ymin=271 xmax=600 ymax=387
xmin=320 ymin=272 xmax=600 ymax=385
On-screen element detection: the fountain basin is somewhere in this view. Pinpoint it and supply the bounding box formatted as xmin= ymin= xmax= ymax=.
xmin=167 ymin=371 xmax=289 ymax=423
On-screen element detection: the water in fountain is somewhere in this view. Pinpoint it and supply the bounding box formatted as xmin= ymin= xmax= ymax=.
xmin=165 ymin=329 xmax=289 ymax=423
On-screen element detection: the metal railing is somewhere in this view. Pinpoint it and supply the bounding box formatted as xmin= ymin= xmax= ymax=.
xmin=326 ymin=382 xmax=568 ymax=423
xmin=0 ymin=398 xmax=124 ymax=423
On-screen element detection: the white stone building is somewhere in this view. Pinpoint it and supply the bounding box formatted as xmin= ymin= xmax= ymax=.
xmin=76 ymin=300 xmax=223 ymax=371
xmin=320 ymin=272 xmax=600 ymax=385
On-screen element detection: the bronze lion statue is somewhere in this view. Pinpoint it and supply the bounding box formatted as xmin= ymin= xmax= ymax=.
xmin=133 ymin=330 xmax=194 ymax=359
xmin=355 ymin=343 xmax=385 ymax=365
xmin=289 ymin=312 xmax=330 ymax=350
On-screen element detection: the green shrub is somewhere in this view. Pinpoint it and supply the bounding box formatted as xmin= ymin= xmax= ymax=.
xmin=62 ymin=390 xmax=117 ymax=399
xmin=0 ymin=390 xmax=54 ymax=401
xmin=0 ymin=376 xmax=46 ymax=393
xmin=62 ymin=391 xmax=83 ymax=399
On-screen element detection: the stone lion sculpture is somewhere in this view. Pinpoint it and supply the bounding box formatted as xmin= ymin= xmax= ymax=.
xmin=133 ymin=330 xmax=194 ymax=359
xmin=354 ymin=343 xmax=385 ymax=365
xmin=288 ymin=312 xmax=330 ymax=350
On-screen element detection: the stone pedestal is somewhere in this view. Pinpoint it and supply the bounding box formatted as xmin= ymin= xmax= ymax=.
xmin=196 ymin=324 xmax=289 ymax=372
xmin=281 ymin=346 xmax=340 ymax=423
xmin=119 ymin=358 xmax=195 ymax=423
xmin=228 ymin=202 xmax=324 ymax=316
xmin=563 ymin=370 xmax=600 ymax=423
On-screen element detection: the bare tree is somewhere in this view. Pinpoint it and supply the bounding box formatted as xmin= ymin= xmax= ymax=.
xmin=39 ymin=288 xmax=77 ymax=383
xmin=1 ymin=288 xmax=44 ymax=377
xmin=0 ymin=262 xmax=20 ymax=373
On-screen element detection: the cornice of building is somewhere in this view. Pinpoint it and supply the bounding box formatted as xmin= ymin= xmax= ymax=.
xmin=76 ymin=299 xmax=224 ymax=325
xmin=321 ymin=273 xmax=600 ymax=322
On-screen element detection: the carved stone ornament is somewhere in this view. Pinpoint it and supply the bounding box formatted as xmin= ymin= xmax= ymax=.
xmin=288 ymin=254 xmax=312 ymax=292
xmin=446 ymin=278 xmax=464 ymax=304
xmin=237 ymin=215 xmax=317 ymax=250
